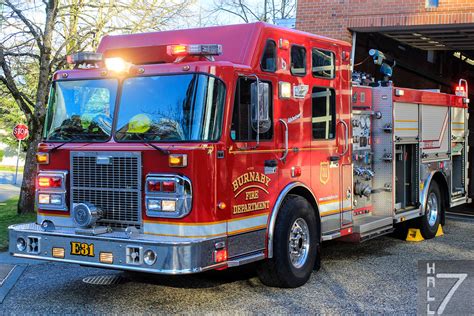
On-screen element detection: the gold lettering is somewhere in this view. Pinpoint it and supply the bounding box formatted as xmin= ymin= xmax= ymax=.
xmin=232 ymin=200 xmax=271 ymax=214
xmin=245 ymin=190 xmax=259 ymax=200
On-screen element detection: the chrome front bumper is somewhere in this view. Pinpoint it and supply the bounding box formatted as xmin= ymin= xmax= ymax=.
xmin=9 ymin=223 xmax=226 ymax=274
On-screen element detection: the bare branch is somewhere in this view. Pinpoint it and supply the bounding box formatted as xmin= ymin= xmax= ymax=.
xmin=4 ymin=0 xmax=44 ymax=50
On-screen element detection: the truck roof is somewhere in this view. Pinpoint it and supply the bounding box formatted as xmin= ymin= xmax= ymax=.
xmin=97 ymin=22 xmax=351 ymax=67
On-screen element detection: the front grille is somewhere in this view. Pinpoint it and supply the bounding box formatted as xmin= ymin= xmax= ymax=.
xmin=71 ymin=152 xmax=141 ymax=229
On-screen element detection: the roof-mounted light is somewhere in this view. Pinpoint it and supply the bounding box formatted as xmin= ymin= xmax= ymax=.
xmin=104 ymin=57 xmax=132 ymax=73
xmin=66 ymin=52 xmax=103 ymax=68
xmin=167 ymin=44 xmax=222 ymax=59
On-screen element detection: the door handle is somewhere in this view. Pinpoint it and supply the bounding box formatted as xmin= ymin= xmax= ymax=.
xmin=329 ymin=155 xmax=340 ymax=162
xmin=337 ymin=119 xmax=349 ymax=157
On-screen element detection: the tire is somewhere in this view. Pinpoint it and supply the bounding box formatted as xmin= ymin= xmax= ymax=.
xmin=257 ymin=195 xmax=319 ymax=288
xmin=419 ymin=181 xmax=442 ymax=239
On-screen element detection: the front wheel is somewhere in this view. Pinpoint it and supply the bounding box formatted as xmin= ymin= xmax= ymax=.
xmin=419 ymin=182 xmax=442 ymax=239
xmin=257 ymin=195 xmax=319 ymax=288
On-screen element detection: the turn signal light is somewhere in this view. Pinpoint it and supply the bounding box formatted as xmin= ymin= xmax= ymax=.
xmin=36 ymin=152 xmax=49 ymax=164
xmin=279 ymin=38 xmax=290 ymax=50
xmin=52 ymin=247 xmax=65 ymax=258
xmin=214 ymin=249 xmax=228 ymax=263
xmin=169 ymin=154 xmax=187 ymax=168
xmin=99 ymin=252 xmax=114 ymax=264
xmin=37 ymin=176 xmax=62 ymax=188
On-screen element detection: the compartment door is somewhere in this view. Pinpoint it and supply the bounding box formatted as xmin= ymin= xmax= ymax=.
xmin=421 ymin=105 xmax=449 ymax=160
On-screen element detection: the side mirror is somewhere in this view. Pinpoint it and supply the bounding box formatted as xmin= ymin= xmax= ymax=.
xmin=251 ymin=81 xmax=271 ymax=134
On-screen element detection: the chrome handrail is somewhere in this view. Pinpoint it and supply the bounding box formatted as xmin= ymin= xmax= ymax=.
xmin=279 ymin=119 xmax=288 ymax=161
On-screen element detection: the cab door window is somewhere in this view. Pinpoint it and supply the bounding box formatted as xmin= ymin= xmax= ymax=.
xmin=261 ymin=40 xmax=277 ymax=72
xmin=312 ymin=87 xmax=336 ymax=140
xmin=231 ymin=78 xmax=273 ymax=141
xmin=291 ymin=45 xmax=307 ymax=76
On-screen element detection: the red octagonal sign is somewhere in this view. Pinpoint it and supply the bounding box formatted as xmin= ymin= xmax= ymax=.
xmin=13 ymin=124 xmax=29 ymax=141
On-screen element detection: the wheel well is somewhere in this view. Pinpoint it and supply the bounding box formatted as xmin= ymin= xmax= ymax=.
xmin=431 ymin=172 xmax=449 ymax=225
xmin=287 ymin=186 xmax=321 ymax=236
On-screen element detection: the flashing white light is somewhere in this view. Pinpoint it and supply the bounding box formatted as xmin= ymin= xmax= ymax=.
xmin=279 ymin=81 xmax=292 ymax=99
xmin=105 ymin=57 xmax=131 ymax=73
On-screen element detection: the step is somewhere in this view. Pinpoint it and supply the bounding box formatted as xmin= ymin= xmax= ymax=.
xmin=353 ymin=215 xmax=393 ymax=234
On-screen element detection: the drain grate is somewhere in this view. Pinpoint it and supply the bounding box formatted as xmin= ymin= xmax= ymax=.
xmin=82 ymin=274 xmax=128 ymax=285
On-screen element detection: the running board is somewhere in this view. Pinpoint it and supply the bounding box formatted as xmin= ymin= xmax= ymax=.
xmin=227 ymin=252 xmax=265 ymax=267
xmin=340 ymin=216 xmax=394 ymax=243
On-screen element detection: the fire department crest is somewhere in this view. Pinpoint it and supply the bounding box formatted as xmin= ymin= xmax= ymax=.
xmin=320 ymin=162 xmax=330 ymax=184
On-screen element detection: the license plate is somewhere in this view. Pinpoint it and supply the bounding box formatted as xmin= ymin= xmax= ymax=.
xmin=70 ymin=241 xmax=95 ymax=257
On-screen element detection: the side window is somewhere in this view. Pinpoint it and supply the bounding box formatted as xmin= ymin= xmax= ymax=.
xmin=312 ymin=48 xmax=335 ymax=79
xmin=290 ymin=45 xmax=306 ymax=76
xmin=261 ymin=40 xmax=277 ymax=72
xmin=312 ymin=87 xmax=336 ymax=140
xmin=231 ymin=78 xmax=273 ymax=141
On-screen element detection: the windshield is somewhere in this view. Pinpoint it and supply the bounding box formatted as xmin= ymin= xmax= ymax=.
xmin=44 ymin=79 xmax=117 ymax=141
xmin=115 ymin=74 xmax=225 ymax=142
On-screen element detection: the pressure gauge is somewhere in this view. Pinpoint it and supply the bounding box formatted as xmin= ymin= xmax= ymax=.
xmin=360 ymin=117 xmax=366 ymax=128
xmin=365 ymin=117 xmax=371 ymax=129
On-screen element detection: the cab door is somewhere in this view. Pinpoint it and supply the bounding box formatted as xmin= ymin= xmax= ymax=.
xmin=310 ymin=86 xmax=342 ymax=233
xmin=309 ymin=47 xmax=352 ymax=234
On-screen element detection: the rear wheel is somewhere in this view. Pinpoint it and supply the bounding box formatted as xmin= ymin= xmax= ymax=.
xmin=257 ymin=195 xmax=319 ymax=288
xmin=419 ymin=181 xmax=442 ymax=239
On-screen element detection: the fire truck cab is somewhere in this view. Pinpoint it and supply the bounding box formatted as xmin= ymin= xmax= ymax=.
xmin=9 ymin=23 xmax=470 ymax=288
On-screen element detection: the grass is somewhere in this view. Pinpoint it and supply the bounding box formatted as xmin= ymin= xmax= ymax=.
xmin=0 ymin=198 xmax=36 ymax=251
xmin=0 ymin=165 xmax=24 ymax=172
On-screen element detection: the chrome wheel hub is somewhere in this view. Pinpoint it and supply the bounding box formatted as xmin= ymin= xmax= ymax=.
xmin=289 ymin=218 xmax=310 ymax=269
xmin=427 ymin=192 xmax=439 ymax=227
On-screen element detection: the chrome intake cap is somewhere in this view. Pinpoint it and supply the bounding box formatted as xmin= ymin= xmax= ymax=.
xmin=72 ymin=203 xmax=104 ymax=228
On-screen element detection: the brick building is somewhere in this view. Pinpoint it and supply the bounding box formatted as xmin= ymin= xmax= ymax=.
xmin=297 ymin=0 xmax=474 ymax=200
xmin=297 ymin=0 xmax=474 ymax=43
xmin=296 ymin=0 xmax=474 ymax=94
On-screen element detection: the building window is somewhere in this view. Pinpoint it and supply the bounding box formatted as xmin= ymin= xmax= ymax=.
xmin=425 ymin=0 xmax=439 ymax=8
xmin=291 ymin=45 xmax=307 ymax=76
xmin=312 ymin=48 xmax=335 ymax=79
xmin=312 ymin=87 xmax=335 ymax=140
xmin=261 ymin=40 xmax=277 ymax=72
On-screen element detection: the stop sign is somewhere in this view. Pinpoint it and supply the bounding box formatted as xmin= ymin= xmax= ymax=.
xmin=13 ymin=124 xmax=29 ymax=140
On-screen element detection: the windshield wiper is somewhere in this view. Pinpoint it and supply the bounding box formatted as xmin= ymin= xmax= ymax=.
xmin=48 ymin=138 xmax=74 ymax=153
xmin=132 ymin=133 xmax=170 ymax=155
xmin=47 ymin=133 xmax=109 ymax=152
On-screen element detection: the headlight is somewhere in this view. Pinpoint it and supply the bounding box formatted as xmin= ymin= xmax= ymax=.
xmin=145 ymin=175 xmax=192 ymax=218
xmin=16 ymin=238 xmax=26 ymax=251
xmin=143 ymin=250 xmax=157 ymax=265
xmin=36 ymin=170 xmax=68 ymax=211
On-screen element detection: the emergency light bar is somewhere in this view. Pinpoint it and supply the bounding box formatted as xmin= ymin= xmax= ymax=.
xmin=66 ymin=52 xmax=103 ymax=65
xmin=167 ymin=44 xmax=222 ymax=57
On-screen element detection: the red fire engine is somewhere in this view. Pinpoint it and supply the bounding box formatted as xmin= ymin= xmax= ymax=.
xmin=9 ymin=23 xmax=470 ymax=288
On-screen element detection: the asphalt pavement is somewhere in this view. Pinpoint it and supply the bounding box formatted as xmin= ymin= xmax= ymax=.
xmin=0 ymin=217 xmax=473 ymax=314
xmin=0 ymin=171 xmax=22 ymax=203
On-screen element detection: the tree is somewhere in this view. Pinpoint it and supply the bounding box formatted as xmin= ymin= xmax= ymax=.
xmin=210 ymin=0 xmax=296 ymax=24
xmin=0 ymin=0 xmax=191 ymax=214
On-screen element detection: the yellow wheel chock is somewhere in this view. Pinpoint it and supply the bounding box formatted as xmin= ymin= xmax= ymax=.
xmin=406 ymin=228 xmax=424 ymax=242
xmin=406 ymin=225 xmax=444 ymax=242
xmin=435 ymin=225 xmax=444 ymax=237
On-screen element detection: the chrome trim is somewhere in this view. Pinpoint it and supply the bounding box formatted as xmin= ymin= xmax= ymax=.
xmin=279 ymin=119 xmax=289 ymax=161
xmin=420 ymin=171 xmax=447 ymax=216
xmin=267 ymin=182 xmax=320 ymax=258
xmin=36 ymin=170 xmax=68 ymax=211
xmin=12 ymin=254 xmax=227 ymax=275
xmin=9 ymin=222 xmax=226 ymax=275
xmin=145 ymin=174 xmax=192 ymax=218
